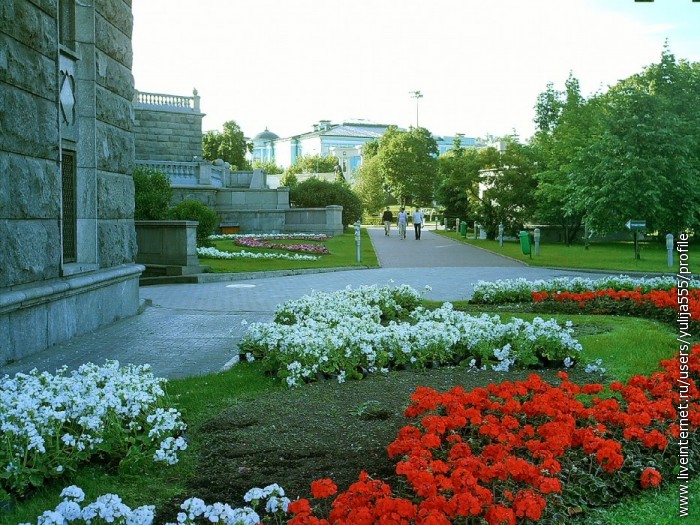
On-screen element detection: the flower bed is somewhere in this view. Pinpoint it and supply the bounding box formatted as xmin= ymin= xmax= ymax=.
xmin=210 ymin=234 xmax=331 ymax=255
xmin=20 ymin=483 xmax=291 ymax=525
xmin=471 ymin=275 xmax=695 ymax=304
xmin=0 ymin=362 xmax=186 ymax=500
xmin=285 ymin=345 xmax=700 ymax=524
xmin=469 ymin=275 xmax=700 ymax=331
xmin=28 ymin=346 xmax=698 ymax=524
xmin=198 ymin=246 xmax=321 ymax=261
xmin=531 ymin=287 xmax=700 ymax=325
xmin=210 ymin=234 xmax=330 ymax=242
xmin=229 ymin=236 xmax=330 ymax=255
xmin=240 ymin=284 xmax=584 ymax=387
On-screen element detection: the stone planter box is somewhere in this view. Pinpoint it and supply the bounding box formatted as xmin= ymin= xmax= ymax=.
xmin=135 ymin=220 xmax=207 ymax=277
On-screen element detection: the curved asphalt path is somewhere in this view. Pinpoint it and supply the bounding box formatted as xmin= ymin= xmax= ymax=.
xmin=1 ymin=226 xmax=612 ymax=379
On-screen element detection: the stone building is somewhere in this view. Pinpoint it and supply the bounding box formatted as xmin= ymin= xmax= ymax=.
xmin=250 ymin=119 xmax=477 ymax=179
xmin=1 ymin=0 xmax=142 ymax=362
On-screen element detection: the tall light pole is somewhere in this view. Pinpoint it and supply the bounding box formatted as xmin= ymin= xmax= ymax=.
xmin=409 ymin=90 xmax=423 ymax=128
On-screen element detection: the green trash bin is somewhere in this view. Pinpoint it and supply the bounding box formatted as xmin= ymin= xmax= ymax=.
xmin=460 ymin=220 xmax=467 ymax=237
xmin=519 ymin=231 xmax=531 ymax=255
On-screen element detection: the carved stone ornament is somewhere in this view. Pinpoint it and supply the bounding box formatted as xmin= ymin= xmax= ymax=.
xmin=60 ymin=70 xmax=76 ymax=126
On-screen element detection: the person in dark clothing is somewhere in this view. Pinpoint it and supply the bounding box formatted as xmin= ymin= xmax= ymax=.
xmin=381 ymin=207 xmax=394 ymax=236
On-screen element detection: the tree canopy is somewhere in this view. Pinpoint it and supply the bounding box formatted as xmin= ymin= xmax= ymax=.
xmin=374 ymin=126 xmax=439 ymax=206
xmin=571 ymin=47 xmax=700 ymax=235
xmin=285 ymin=154 xmax=340 ymax=176
xmin=433 ymin=45 xmax=700 ymax=242
xmin=290 ymin=178 xmax=363 ymax=226
xmin=530 ymin=74 xmax=601 ymax=243
xmin=202 ymin=120 xmax=252 ymax=170
xmin=353 ymin=155 xmax=388 ymax=218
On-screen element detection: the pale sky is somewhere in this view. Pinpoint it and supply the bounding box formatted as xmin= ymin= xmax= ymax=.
xmin=132 ymin=0 xmax=700 ymax=142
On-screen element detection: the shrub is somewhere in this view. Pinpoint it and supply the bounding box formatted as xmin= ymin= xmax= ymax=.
xmin=169 ymin=200 xmax=219 ymax=246
xmin=290 ymin=178 xmax=363 ymax=226
xmin=133 ymin=167 xmax=172 ymax=220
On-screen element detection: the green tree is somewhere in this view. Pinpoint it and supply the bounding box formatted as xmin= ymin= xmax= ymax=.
xmin=435 ymin=144 xmax=480 ymax=220
xmin=202 ymin=120 xmax=252 ymax=170
xmin=280 ymin=171 xmax=299 ymax=190
xmin=353 ymin=155 xmax=387 ymax=218
xmin=252 ymin=160 xmax=284 ymax=174
xmin=285 ymin=154 xmax=339 ymax=176
xmin=290 ymin=178 xmax=364 ymax=226
xmin=531 ymin=74 xmax=601 ymax=244
xmin=375 ymin=126 xmax=438 ymax=206
xmin=473 ymin=141 xmax=538 ymax=238
xmin=572 ymin=47 xmax=700 ymax=236
xmin=133 ymin=167 xmax=173 ymax=220
xmin=362 ymin=140 xmax=380 ymax=160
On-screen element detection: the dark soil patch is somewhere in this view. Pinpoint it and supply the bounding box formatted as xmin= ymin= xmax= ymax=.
xmin=176 ymin=365 xmax=596 ymax=509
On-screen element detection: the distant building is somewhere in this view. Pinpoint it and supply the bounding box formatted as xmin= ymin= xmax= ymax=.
xmin=250 ymin=120 xmax=477 ymax=177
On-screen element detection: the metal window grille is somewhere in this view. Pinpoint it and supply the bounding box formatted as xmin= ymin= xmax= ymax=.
xmin=62 ymin=151 xmax=77 ymax=263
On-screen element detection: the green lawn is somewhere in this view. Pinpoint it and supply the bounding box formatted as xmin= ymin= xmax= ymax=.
xmin=201 ymin=228 xmax=379 ymax=272
xmin=435 ymin=230 xmax=677 ymax=273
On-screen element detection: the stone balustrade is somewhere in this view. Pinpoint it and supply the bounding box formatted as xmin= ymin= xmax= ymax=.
xmin=134 ymin=89 xmax=200 ymax=112
xmin=136 ymin=160 xmax=200 ymax=186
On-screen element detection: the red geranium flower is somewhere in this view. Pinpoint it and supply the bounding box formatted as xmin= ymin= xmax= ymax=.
xmin=311 ymin=478 xmax=338 ymax=499
xmin=640 ymin=467 xmax=663 ymax=489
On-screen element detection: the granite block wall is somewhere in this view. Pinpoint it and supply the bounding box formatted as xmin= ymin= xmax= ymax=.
xmin=0 ymin=0 xmax=142 ymax=362
xmin=134 ymin=108 xmax=204 ymax=162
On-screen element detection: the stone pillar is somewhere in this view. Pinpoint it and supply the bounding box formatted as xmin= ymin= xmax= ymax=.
xmin=326 ymin=205 xmax=343 ymax=234
xmin=197 ymin=163 xmax=211 ymax=185
xmin=276 ymin=187 xmax=290 ymax=209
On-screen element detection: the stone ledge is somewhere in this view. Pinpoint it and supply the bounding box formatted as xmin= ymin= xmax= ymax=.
xmin=0 ymin=264 xmax=144 ymax=314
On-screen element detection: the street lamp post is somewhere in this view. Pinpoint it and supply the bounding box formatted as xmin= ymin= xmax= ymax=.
xmin=409 ymin=90 xmax=423 ymax=127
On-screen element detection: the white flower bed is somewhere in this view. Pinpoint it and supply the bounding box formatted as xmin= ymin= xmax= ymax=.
xmin=1 ymin=361 xmax=186 ymax=496
xmin=239 ymin=284 xmax=583 ymax=387
xmin=197 ymin=246 xmax=320 ymax=261
xmin=21 ymin=484 xmax=290 ymax=525
xmin=471 ymin=275 xmax=695 ymax=304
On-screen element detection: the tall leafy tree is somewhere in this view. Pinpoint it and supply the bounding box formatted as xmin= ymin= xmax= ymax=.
xmin=353 ymin=155 xmax=387 ymax=217
xmin=572 ymin=46 xmax=700 ymax=235
xmin=474 ymin=140 xmax=538 ymax=238
xmin=435 ymin=142 xmax=480 ymax=220
xmin=375 ymin=126 xmax=438 ymax=206
xmin=530 ymin=74 xmax=601 ymax=244
xmin=202 ymin=120 xmax=252 ymax=170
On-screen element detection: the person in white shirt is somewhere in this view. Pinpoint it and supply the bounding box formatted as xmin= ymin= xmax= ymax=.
xmin=397 ymin=208 xmax=408 ymax=239
xmin=412 ymin=208 xmax=424 ymax=240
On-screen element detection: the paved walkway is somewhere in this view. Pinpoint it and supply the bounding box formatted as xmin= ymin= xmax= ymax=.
xmin=1 ymin=227 xmax=610 ymax=379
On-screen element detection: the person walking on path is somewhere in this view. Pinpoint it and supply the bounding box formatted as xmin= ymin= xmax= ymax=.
xmin=381 ymin=207 xmax=394 ymax=236
xmin=397 ymin=207 xmax=408 ymax=240
xmin=413 ymin=208 xmax=424 ymax=240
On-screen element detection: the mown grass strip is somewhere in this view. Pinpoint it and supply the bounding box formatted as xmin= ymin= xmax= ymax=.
xmin=435 ymin=230 xmax=676 ymax=273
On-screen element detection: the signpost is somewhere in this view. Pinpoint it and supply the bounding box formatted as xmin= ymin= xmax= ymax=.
xmin=625 ymin=219 xmax=646 ymax=260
